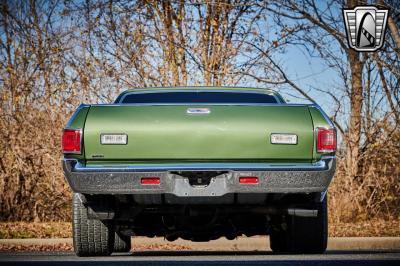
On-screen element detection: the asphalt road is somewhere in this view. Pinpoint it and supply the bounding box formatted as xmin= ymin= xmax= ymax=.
xmin=1 ymin=250 xmax=400 ymax=266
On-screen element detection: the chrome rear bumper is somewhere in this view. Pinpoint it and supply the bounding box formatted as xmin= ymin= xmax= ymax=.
xmin=62 ymin=157 xmax=336 ymax=196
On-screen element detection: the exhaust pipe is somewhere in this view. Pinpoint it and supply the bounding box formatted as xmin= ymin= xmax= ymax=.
xmin=139 ymin=206 xmax=319 ymax=217
xmin=287 ymin=208 xmax=318 ymax=217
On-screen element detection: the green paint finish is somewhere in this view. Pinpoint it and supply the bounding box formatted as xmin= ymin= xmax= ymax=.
xmin=65 ymin=105 xmax=90 ymax=129
xmin=83 ymin=105 xmax=314 ymax=162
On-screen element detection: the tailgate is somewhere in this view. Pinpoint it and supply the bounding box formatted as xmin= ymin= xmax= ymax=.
xmin=83 ymin=105 xmax=314 ymax=162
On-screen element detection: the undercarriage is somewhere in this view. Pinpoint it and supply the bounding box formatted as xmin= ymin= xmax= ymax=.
xmin=79 ymin=192 xmax=324 ymax=242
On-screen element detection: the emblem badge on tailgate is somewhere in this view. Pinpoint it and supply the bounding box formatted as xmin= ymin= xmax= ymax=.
xmin=186 ymin=108 xmax=211 ymax=115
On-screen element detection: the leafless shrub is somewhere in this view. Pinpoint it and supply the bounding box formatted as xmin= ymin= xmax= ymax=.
xmin=329 ymin=124 xmax=400 ymax=222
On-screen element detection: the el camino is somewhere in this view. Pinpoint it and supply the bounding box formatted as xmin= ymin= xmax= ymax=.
xmin=62 ymin=87 xmax=336 ymax=256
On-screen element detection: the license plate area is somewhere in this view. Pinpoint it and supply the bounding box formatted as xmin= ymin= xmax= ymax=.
xmin=170 ymin=171 xmax=228 ymax=187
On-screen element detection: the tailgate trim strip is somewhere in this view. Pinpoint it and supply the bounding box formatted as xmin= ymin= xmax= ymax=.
xmin=68 ymin=157 xmax=334 ymax=172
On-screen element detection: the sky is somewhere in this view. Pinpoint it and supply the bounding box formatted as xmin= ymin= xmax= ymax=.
xmin=277 ymin=45 xmax=343 ymax=112
xmin=232 ymin=0 xmax=350 ymax=117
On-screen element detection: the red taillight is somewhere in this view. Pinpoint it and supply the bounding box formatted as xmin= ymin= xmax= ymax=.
xmin=62 ymin=129 xmax=81 ymax=154
xmin=141 ymin=177 xmax=160 ymax=185
xmin=317 ymin=128 xmax=336 ymax=152
xmin=239 ymin=176 xmax=259 ymax=184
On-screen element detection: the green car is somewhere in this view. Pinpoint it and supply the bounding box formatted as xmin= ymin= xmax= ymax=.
xmin=62 ymin=87 xmax=336 ymax=256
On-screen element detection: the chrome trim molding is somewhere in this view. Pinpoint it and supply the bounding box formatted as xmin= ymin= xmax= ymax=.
xmin=91 ymin=103 xmax=312 ymax=107
xmin=320 ymin=190 xmax=328 ymax=202
xmin=270 ymin=133 xmax=298 ymax=145
xmin=186 ymin=108 xmax=211 ymax=115
xmin=100 ymin=133 xmax=128 ymax=145
xmin=66 ymin=156 xmax=335 ymax=173
xmin=118 ymin=89 xmax=281 ymax=104
xmin=62 ymin=156 xmax=336 ymax=195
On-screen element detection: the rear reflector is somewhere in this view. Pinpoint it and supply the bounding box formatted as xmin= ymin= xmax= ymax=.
xmin=141 ymin=177 xmax=160 ymax=185
xmin=62 ymin=129 xmax=81 ymax=154
xmin=316 ymin=127 xmax=336 ymax=152
xmin=239 ymin=176 xmax=259 ymax=184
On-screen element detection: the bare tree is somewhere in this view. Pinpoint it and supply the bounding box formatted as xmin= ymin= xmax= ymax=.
xmin=0 ymin=0 xmax=78 ymax=221
xmin=241 ymin=0 xmax=399 ymax=220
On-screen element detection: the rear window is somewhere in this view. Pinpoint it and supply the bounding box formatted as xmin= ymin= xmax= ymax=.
xmin=119 ymin=92 xmax=278 ymax=104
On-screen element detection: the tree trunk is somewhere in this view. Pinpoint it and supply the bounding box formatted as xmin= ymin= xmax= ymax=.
xmin=379 ymin=0 xmax=400 ymax=53
xmin=345 ymin=0 xmax=364 ymax=180
xmin=346 ymin=50 xmax=364 ymax=179
xmin=161 ymin=0 xmax=180 ymax=86
xmin=387 ymin=16 xmax=400 ymax=52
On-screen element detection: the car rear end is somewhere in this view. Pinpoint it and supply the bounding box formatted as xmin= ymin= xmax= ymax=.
xmin=62 ymin=88 xmax=336 ymax=256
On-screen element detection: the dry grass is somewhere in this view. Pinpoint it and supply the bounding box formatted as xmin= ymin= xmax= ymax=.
xmin=328 ymin=129 xmax=400 ymax=223
xmin=0 ymin=243 xmax=72 ymax=252
xmin=329 ymin=218 xmax=400 ymax=237
xmin=0 ymin=222 xmax=71 ymax=239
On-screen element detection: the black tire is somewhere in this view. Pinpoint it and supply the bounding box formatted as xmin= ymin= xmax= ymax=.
xmin=270 ymin=196 xmax=328 ymax=254
xmin=72 ymin=193 xmax=114 ymax=256
xmin=113 ymin=231 xmax=131 ymax=252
